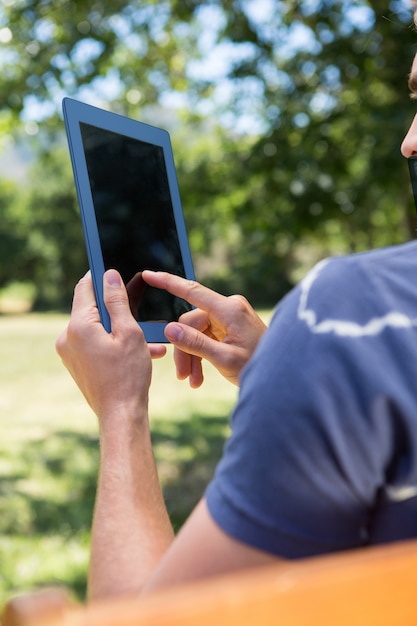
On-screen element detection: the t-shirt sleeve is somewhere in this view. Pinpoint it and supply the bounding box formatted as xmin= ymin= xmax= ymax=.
xmin=205 ymin=255 xmax=414 ymax=558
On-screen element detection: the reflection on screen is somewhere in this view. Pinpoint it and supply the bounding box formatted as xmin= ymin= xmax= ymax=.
xmin=79 ymin=122 xmax=192 ymax=322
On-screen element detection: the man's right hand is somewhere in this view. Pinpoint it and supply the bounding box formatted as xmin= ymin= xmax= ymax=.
xmin=143 ymin=271 xmax=267 ymax=387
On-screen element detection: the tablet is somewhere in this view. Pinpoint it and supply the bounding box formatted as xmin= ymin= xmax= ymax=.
xmin=62 ymin=97 xmax=195 ymax=342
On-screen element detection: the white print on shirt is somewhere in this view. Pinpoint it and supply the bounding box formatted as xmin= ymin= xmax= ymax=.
xmin=298 ymin=258 xmax=417 ymax=504
xmin=298 ymin=259 xmax=417 ymax=337
xmin=385 ymin=485 xmax=417 ymax=502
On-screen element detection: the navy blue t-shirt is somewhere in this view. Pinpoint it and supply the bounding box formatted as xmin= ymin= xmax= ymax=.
xmin=206 ymin=241 xmax=417 ymax=558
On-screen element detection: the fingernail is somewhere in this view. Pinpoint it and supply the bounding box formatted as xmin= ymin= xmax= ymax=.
xmin=165 ymin=323 xmax=183 ymax=342
xmin=106 ymin=269 xmax=122 ymax=287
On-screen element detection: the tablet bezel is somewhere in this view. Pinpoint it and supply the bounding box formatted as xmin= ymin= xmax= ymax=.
xmin=62 ymin=97 xmax=195 ymax=343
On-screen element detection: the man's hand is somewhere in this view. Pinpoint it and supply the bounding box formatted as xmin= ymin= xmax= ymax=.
xmin=55 ymin=270 xmax=279 ymax=598
xmin=142 ymin=271 xmax=267 ymax=387
xmin=56 ymin=269 xmax=163 ymax=424
xmin=56 ymin=269 xmax=177 ymax=598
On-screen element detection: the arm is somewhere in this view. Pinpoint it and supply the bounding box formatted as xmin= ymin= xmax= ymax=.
xmin=142 ymin=270 xmax=267 ymax=387
xmin=56 ymin=270 xmax=174 ymax=598
xmin=56 ymin=270 xmax=280 ymax=600
xmin=142 ymin=498 xmax=280 ymax=594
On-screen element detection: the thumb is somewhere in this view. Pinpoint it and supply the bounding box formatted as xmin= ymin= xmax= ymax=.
xmin=165 ymin=322 xmax=219 ymax=362
xmin=103 ymin=269 xmax=134 ymax=332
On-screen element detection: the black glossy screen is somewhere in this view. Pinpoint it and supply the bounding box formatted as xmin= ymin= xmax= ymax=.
xmin=79 ymin=122 xmax=191 ymax=322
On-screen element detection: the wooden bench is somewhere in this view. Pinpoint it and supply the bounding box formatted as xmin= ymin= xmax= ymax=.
xmin=3 ymin=539 xmax=417 ymax=626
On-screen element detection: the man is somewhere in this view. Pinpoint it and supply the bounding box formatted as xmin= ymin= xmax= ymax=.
xmin=56 ymin=7 xmax=417 ymax=600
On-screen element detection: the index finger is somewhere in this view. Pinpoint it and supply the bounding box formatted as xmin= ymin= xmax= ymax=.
xmin=142 ymin=270 xmax=227 ymax=315
xmin=71 ymin=271 xmax=100 ymax=323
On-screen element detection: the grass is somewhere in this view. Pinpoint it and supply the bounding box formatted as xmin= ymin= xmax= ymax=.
xmin=0 ymin=313 xmax=242 ymax=606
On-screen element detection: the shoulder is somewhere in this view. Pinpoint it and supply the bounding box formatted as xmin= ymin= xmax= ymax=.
xmin=235 ymin=240 xmax=417 ymax=426
xmin=301 ymin=240 xmax=417 ymax=297
xmin=299 ymin=240 xmax=417 ymax=290
xmin=271 ymin=241 xmax=417 ymax=340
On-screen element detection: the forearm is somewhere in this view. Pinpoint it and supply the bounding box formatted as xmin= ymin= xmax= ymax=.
xmin=88 ymin=411 xmax=174 ymax=600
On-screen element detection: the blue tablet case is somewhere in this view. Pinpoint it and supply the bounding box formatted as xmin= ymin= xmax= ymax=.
xmin=62 ymin=97 xmax=195 ymax=342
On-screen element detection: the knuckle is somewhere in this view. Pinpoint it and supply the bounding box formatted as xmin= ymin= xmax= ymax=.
xmin=74 ymin=273 xmax=89 ymax=293
xmin=55 ymin=333 xmax=65 ymax=357
xmin=184 ymin=279 xmax=199 ymax=298
xmin=228 ymin=294 xmax=250 ymax=313
xmin=105 ymin=290 xmax=128 ymax=307
xmin=55 ymin=320 xmax=86 ymax=360
xmin=65 ymin=316 xmax=89 ymax=347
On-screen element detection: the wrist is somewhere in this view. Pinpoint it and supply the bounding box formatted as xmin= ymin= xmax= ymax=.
xmin=98 ymin=407 xmax=151 ymax=452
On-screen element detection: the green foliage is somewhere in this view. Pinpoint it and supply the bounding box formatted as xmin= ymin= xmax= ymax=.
xmin=0 ymin=179 xmax=27 ymax=286
xmin=0 ymin=146 xmax=86 ymax=309
xmin=0 ymin=0 xmax=203 ymax=120
xmin=209 ymin=0 xmax=417 ymax=302
xmin=21 ymin=147 xmax=87 ymax=309
xmin=0 ymin=0 xmax=416 ymax=307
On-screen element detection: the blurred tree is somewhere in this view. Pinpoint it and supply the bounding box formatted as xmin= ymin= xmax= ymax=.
xmin=207 ymin=0 xmax=417 ymax=303
xmin=21 ymin=146 xmax=87 ymax=309
xmin=0 ymin=0 xmax=203 ymax=121
xmin=0 ymin=0 xmax=416 ymax=307
xmin=0 ymin=178 xmax=27 ymax=286
xmin=0 ymin=144 xmax=85 ymax=309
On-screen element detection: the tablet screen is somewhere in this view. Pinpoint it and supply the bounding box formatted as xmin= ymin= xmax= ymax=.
xmin=79 ymin=122 xmax=192 ymax=323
